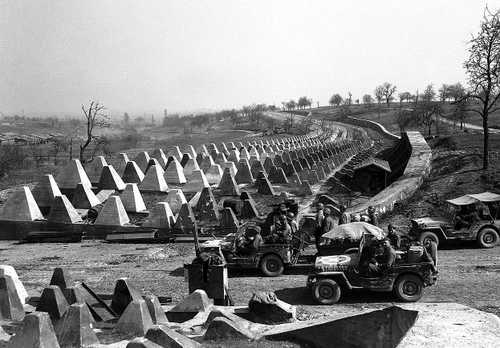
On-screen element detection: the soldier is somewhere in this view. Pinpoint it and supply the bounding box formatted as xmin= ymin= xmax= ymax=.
xmin=368 ymin=206 xmax=378 ymax=226
xmin=387 ymin=224 xmax=401 ymax=249
xmin=314 ymin=203 xmax=325 ymax=250
xmin=339 ymin=205 xmax=350 ymax=225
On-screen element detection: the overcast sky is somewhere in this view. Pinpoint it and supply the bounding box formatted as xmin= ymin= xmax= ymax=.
xmin=1 ymin=0 xmax=499 ymax=116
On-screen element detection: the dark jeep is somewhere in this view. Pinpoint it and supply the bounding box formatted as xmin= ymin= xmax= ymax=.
xmin=409 ymin=192 xmax=500 ymax=248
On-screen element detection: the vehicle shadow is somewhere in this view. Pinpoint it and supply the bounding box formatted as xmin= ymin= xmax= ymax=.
xmin=169 ymin=267 xmax=185 ymax=277
xmin=275 ymin=286 xmax=399 ymax=306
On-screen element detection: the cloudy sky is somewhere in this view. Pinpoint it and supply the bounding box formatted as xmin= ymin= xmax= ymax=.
xmin=1 ymin=0 xmax=499 ymax=116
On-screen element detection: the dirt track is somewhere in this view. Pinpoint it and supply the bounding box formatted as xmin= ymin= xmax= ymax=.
xmin=1 ymin=240 xmax=498 ymax=318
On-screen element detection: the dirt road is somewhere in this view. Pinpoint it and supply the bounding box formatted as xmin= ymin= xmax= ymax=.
xmin=1 ymin=241 xmax=498 ymax=317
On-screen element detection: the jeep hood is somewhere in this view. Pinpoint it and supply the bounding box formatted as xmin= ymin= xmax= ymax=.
xmin=315 ymin=254 xmax=359 ymax=272
xmin=412 ymin=217 xmax=448 ymax=226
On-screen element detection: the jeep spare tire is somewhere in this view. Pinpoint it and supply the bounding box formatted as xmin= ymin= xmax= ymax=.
xmin=394 ymin=274 xmax=423 ymax=302
xmin=419 ymin=231 xmax=439 ymax=247
xmin=260 ymin=254 xmax=284 ymax=277
xmin=312 ymin=279 xmax=341 ymax=305
xmin=477 ymin=228 xmax=499 ymax=248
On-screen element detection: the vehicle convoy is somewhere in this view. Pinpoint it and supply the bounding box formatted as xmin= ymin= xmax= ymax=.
xmin=409 ymin=191 xmax=500 ymax=248
xmin=307 ymin=235 xmax=438 ymax=304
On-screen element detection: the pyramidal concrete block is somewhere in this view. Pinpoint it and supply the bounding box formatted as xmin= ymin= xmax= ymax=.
xmin=170 ymin=289 xmax=213 ymax=313
xmin=122 ymin=161 xmax=145 ymax=184
xmin=167 ymin=146 xmax=183 ymax=162
xmin=183 ymin=157 xmax=200 ymax=178
xmin=49 ymin=267 xmax=73 ymax=292
xmin=218 ymin=168 xmax=240 ymax=196
xmin=204 ymin=316 xmax=256 ymax=341
xmin=0 ymin=265 xmax=28 ymax=305
xmin=173 ymin=203 xmax=197 ymax=233
xmin=144 ymin=294 xmax=168 ymax=325
xmin=55 ymin=303 xmax=100 ymax=348
xmin=205 ymin=164 xmax=223 ymax=185
xmin=134 ymin=151 xmax=151 ymax=173
xmin=98 ymin=165 xmax=126 ymax=191
xmin=48 ymin=195 xmax=83 ymax=224
xmin=0 ymin=186 xmax=44 ymax=222
xmin=120 ymin=183 xmax=147 ymax=213
xmin=166 ymin=189 xmax=187 ymax=215
xmin=7 ymin=312 xmax=60 ymax=348
xmin=151 ymin=149 xmax=168 ymax=167
xmin=195 ymin=187 xmax=220 ymax=222
xmin=142 ymin=202 xmax=175 ymax=229
xmin=111 ymin=278 xmax=143 ymax=316
xmin=140 ymin=165 xmax=169 ymax=192
xmin=36 ymin=285 xmax=70 ymax=321
xmin=219 ymin=208 xmax=239 ymax=234
xmin=183 ymin=169 xmax=209 ymax=193
xmin=94 ymin=196 xmax=130 ymax=226
xmin=32 ymin=174 xmax=62 ymax=209
xmin=115 ymin=299 xmax=154 ymax=338
xmin=71 ymin=183 xmax=101 ymax=209
xmin=221 ymin=161 xmax=237 ymax=176
xmin=0 ymin=274 xmax=25 ymax=321
xmin=235 ymin=159 xmax=254 ymax=184
xmin=85 ymin=156 xmax=108 ymax=184
xmin=116 ymin=152 xmax=130 ymax=173
xmin=164 ymin=157 xmax=187 ymax=184
xmin=56 ymin=159 xmax=92 ymax=190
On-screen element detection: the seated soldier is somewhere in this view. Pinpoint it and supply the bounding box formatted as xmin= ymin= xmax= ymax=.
xmin=269 ymin=214 xmax=291 ymax=243
xmin=359 ymin=239 xmax=395 ymax=276
xmin=287 ymin=212 xmax=298 ymax=241
xmin=387 ymin=224 xmax=401 ymax=249
xmin=237 ymin=226 xmax=263 ymax=255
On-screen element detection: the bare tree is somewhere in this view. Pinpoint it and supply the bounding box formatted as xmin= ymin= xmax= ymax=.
xmin=362 ymin=94 xmax=373 ymax=106
xmin=463 ymin=7 xmax=500 ymax=169
xmin=329 ymin=94 xmax=343 ymax=106
xmin=377 ymin=82 xmax=397 ymax=105
xmin=79 ymin=101 xmax=110 ymax=163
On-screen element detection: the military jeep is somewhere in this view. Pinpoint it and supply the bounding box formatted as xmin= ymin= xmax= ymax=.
xmin=409 ymin=192 xmax=500 ymax=248
xmin=307 ymin=236 xmax=438 ymax=304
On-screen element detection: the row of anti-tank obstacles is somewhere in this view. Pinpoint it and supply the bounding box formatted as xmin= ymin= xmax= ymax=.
xmin=0 ymin=126 xmax=370 ymax=240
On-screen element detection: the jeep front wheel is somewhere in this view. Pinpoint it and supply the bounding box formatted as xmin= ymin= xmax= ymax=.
xmin=419 ymin=231 xmax=439 ymax=248
xmin=312 ymin=279 xmax=341 ymax=305
xmin=394 ymin=274 xmax=423 ymax=302
xmin=477 ymin=228 xmax=499 ymax=248
xmin=260 ymin=254 xmax=284 ymax=277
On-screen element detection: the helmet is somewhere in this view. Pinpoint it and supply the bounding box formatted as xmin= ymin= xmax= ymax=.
xmin=287 ymin=212 xmax=295 ymax=219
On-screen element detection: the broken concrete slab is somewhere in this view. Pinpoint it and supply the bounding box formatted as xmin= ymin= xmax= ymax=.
xmin=0 ymin=274 xmax=25 ymax=321
xmin=98 ymin=165 xmax=126 ymax=191
xmin=54 ymin=303 xmax=100 ymax=348
xmin=122 ymin=161 xmax=146 ymax=184
xmin=248 ymin=291 xmax=296 ymax=324
xmin=56 ymin=159 xmax=92 ymax=190
xmin=265 ymin=306 xmax=418 ymax=348
xmin=48 ymin=195 xmax=83 ymax=224
xmin=0 ymin=186 xmax=44 ymax=222
xmin=204 ymin=316 xmax=256 ymax=342
xmin=145 ymin=325 xmax=200 ymax=348
xmin=170 ymin=289 xmax=213 ymax=313
xmin=94 ymin=195 xmax=130 ymax=226
xmin=115 ymin=299 xmax=154 ymax=338
xmin=71 ymin=183 xmax=101 ymax=209
xmin=144 ymin=294 xmax=168 ymax=325
xmin=7 ymin=312 xmax=60 ymax=348
xmin=32 ymin=174 xmax=62 ymax=210
xmin=120 ymin=183 xmax=147 ymax=213
xmin=36 ymin=285 xmax=70 ymax=321
xmin=142 ymin=202 xmax=175 ymax=229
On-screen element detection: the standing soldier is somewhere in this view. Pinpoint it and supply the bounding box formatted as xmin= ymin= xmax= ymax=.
xmin=314 ymin=203 xmax=325 ymax=250
xmin=339 ymin=205 xmax=350 ymax=225
xmin=368 ymin=206 xmax=378 ymax=227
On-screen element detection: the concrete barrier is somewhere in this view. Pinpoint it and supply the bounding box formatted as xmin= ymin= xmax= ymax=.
xmin=343 ymin=116 xmax=401 ymax=141
xmin=347 ymin=131 xmax=431 ymax=216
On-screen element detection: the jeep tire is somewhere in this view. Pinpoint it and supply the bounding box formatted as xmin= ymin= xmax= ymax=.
xmin=312 ymin=279 xmax=342 ymax=305
xmin=419 ymin=231 xmax=439 ymax=247
xmin=260 ymin=254 xmax=284 ymax=277
xmin=477 ymin=228 xmax=499 ymax=248
xmin=394 ymin=274 xmax=424 ymax=302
